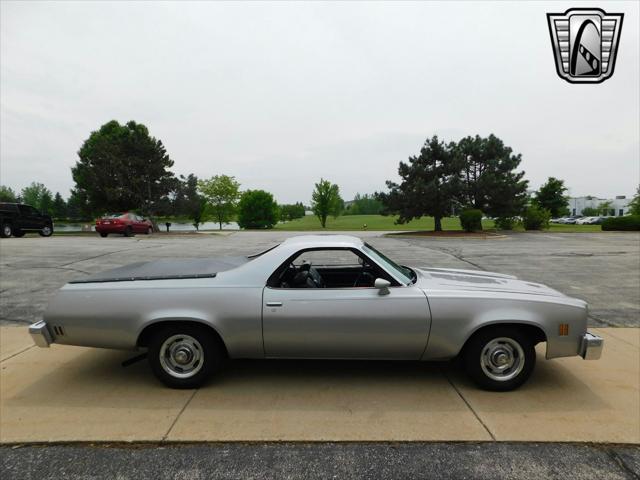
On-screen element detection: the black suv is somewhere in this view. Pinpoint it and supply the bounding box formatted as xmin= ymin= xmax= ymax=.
xmin=0 ymin=203 xmax=54 ymax=238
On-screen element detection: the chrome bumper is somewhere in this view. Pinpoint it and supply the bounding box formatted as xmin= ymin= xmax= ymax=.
xmin=29 ymin=321 xmax=53 ymax=348
xmin=581 ymin=332 xmax=603 ymax=360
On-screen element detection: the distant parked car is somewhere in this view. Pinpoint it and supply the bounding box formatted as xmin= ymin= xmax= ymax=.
xmin=575 ymin=217 xmax=593 ymax=225
xmin=0 ymin=202 xmax=54 ymax=238
xmin=95 ymin=213 xmax=153 ymax=237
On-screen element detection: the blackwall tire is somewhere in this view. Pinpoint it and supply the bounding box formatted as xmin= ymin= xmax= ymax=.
xmin=39 ymin=224 xmax=53 ymax=237
xmin=1 ymin=223 xmax=13 ymax=238
xmin=148 ymin=325 xmax=223 ymax=389
xmin=463 ymin=327 xmax=536 ymax=391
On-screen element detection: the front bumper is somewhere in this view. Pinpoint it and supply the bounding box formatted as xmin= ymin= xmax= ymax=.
xmin=581 ymin=332 xmax=603 ymax=360
xmin=29 ymin=321 xmax=53 ymax=348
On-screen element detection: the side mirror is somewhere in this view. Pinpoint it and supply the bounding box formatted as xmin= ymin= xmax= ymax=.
xmin=374 ymin=278 xmax=391 ymax=295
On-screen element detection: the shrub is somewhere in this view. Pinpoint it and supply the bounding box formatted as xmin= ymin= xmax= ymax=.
xmin=237 ymin=190 xmax=279 ymax=229
xmin=601 ymin=215 xmax=640 ymax=231
xmin=459 ymin=209 xmax=483 ymax=232
xmin=495 ymin=216 xmax=517 ymax=230
xmin=523 ymin=205 xmax=550 ymax=230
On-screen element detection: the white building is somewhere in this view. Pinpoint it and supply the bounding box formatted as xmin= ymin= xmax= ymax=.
xmin=568 ymin=196 xmax=631 ymax=217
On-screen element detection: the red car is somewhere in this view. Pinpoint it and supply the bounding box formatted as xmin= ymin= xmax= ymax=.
xmin=95 ymin=213 xmax=153 ymax=237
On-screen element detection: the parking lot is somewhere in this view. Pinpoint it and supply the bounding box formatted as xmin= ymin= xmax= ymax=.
xmin=0 ymin=231 xmax=639 ymax=477
xmin=1 ymin=230 xmax=638 ymax=327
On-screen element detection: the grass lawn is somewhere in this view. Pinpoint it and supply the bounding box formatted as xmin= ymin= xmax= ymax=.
xmin=274 ymin=214 xmax=603 ymax=232
xmin=275 ymin=215 xmax=491 ymax=231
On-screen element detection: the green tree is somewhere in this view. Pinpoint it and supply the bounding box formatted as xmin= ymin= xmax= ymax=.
xmin=523 ymin=204 xmax=551 ymax=230
xmin=172 ymin=174 xmax=208 ymax=228
xmin=454 ymin=134 xmax=529 ymax=217
xmin=237 ymin=190 xmax=279 ymax=229
xmin=344 ymin=193 xmax=383 ymax=215
xmin=598 ymin=200 xmax=613 ymax=216
xmin=51 ymin=192 xmax=68 ymax=219
xmin=581 ymin=207 xmax=599 ymax=216
xmin=628 ymin=186 xmax=640 ymax=216
xmin=279 ymin=202 xmax=306 ymax=221
xmin=20 ymin=182 xmax=52 ymax=212
xmin=198 ymin=175 xmax=241 ymax=230
xmin=0 ymin=185 xmax=17 ymax=202
xmin=71 ymin=120 xmax=176 ymax=215
xmin=533 ymin=177 xmax=569 ymax=217
xmin=378 ymin=135 xmax=461 ymax=232
xmin=311 ymin=178 xmax=343 ymax=228
xmin=66 ymin=189 xmax=91 ymax=220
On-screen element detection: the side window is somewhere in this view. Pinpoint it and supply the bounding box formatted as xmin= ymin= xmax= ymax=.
xmin=19 ymin=205 xmax=36 ymax=216
xmin=270 ymin=248 xmax=392 ymax=289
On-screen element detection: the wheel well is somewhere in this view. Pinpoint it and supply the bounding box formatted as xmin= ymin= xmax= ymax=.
xmin=137 ymin=320 xmax=229 ymax=358
xmin=460 ymin=323 xmax=547 ymax=356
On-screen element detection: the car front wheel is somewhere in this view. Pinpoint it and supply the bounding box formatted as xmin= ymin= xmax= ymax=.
xmin=148 ymin=325 xmax=223 ymax=389
xmin=463 ymin=327 xmax=536 ymax=391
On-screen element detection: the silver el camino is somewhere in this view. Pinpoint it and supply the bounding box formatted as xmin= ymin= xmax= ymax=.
xmin=29 ymin=235 xmax=603 ymax=390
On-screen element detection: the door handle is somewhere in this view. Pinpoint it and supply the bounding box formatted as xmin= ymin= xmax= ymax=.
xmin=266 ymin=301 xmax=283 ymax=307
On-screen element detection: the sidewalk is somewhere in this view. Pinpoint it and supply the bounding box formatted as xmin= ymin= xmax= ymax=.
xmin=0 ymin=327 xmax=638 ymax=444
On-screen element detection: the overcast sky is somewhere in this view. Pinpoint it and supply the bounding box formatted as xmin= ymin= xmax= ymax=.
xmin=1 ymin=1 xmax=638 ymax=204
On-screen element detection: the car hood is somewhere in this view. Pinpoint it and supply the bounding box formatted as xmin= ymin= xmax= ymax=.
xmin=413 ymin=267 xmax=565 ymax=297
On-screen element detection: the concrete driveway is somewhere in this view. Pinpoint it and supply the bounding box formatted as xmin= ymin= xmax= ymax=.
xmin=1 ymin=326 xmax=638 ymax=443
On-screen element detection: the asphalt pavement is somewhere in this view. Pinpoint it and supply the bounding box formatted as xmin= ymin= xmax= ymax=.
xmin=2 ymin=442 xmax=639 ymax=480
xmin=1 ymin=230 xmax=638 ymax=327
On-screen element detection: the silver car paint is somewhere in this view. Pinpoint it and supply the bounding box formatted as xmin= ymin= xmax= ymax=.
xmin=42 ymin=235 xmax=588 ymax=360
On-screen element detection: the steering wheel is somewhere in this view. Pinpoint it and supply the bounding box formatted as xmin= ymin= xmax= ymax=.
xmin=353 ymin=263 xmax=367 ymax=287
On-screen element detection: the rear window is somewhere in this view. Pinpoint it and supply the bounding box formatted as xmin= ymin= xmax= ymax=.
xmin=104 ymin=213 xmax=126 ymax=219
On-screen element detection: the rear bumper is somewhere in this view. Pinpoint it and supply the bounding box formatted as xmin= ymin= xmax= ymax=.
xmin=29 ymin=321 xmax=53 ymax=348
xmin=581 ymin=332 xmax=603 ymax=360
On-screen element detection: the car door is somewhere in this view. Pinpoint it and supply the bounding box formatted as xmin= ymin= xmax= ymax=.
xmin=262 ymin=248 xmax=431 ymax=359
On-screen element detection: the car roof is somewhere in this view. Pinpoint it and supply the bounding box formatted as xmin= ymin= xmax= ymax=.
xmin=281 ymin=235 xmax=364 ymax=249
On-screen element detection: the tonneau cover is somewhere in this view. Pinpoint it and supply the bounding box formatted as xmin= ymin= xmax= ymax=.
xmin=69 ymin=257 xmax=248 ymax=283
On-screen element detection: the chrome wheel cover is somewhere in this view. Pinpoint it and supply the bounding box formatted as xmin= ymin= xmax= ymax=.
xmin=3 ymin=225 xmax=11 ymax=236
xmin=159 ymin=334 xmax=204 ymax=379
xmin=480 ymin=337 xmax=525 ymax=382
xmin=42 ymin=225 xmax=52 ymax=236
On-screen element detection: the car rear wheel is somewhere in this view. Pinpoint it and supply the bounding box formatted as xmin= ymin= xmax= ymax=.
xmin=39 ymin=224 xmax=53 ymax=237
xmin=463 ymin=327 xmax=536 ymax=391
xmin=1 ymin=223 xmax=13 ymax=238
xmin=148 ymin=325 xmax=223 ymax=389
xmin=99 ymin=232 xmax=108 ymax=238
xmin=124 ymin=226 xmax=134 ymax=237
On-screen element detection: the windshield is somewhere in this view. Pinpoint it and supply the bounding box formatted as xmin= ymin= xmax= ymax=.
xmin=362 ymin=243 xmax=414 ymax=285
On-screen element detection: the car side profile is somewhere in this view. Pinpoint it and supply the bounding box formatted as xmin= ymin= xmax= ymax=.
xmin=0 ymin=202 xmax=54 ymax=238
xmin=95 ymin=212 xmax=153 ymax=237
xmin=29 ymin=235 xmax=603 ymax=391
